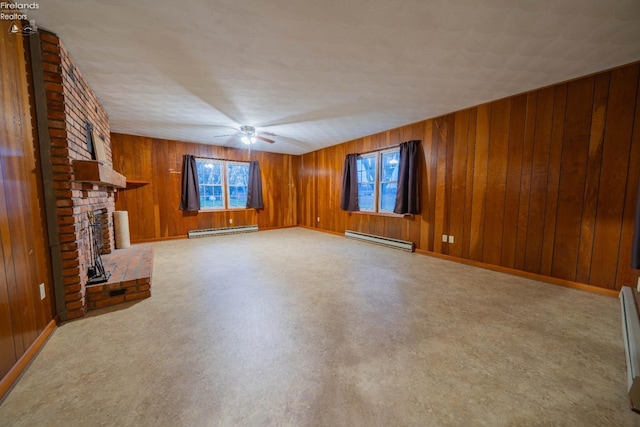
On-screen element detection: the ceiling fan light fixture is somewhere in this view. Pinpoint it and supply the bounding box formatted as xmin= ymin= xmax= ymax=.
xmin=241 ymin=135 xmax=257 ymax=144
xmin=240 ymin=125 xmax=258 ymax=144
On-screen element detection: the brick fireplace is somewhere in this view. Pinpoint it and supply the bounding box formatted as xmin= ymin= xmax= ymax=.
xmin=38 ymin=30 xmax=126 ymax=319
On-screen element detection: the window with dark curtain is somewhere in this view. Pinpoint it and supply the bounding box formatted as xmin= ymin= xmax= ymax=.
xmin=179 ymin=154 xmax=200 ymax=211
xmin=340 ymin=153 xmax=359 ymax=211
xmin=632 ymin=178 xmax=640 ymax=269
xmin=394 ymin=140 xmax=420 ymax=215
xmin=246 ymin=160 xmax=264 ymax=209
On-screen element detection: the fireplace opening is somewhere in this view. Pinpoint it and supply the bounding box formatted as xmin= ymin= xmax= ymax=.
xmin=87 ymin=210 xmax=111 ymax=285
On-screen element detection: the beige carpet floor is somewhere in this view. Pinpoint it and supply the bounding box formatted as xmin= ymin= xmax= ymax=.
xmin=0 ymin=227 xmax=636 ymax=426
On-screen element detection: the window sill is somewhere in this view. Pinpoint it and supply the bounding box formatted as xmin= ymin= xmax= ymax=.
xmin=349 ymin=211 xmax=413 ymax=219
xmin=197 ymin=208 xmax=254 ymax=213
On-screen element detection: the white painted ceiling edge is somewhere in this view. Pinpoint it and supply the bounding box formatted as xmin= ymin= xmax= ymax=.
xmin=27 ymin=0 xmax=640 ymax=155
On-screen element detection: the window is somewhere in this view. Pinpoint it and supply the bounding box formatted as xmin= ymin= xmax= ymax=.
xmin=197 ymin=159 xmax=224 ymax=209
xmin=356 ymin=148 xmax=399 ymax=213
xmin=379 ymin=149 xmax=399 ymax=212
xmin=226 ymin=162 xmax=249 ymax=208
xmin=195 ymin=158 xmax=249 ymax=210
xmin=356 ymin=153 xmax=377 ymax=211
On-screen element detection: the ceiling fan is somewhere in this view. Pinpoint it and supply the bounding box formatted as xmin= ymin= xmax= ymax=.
xmin=214 ymin=125 xmax=276 ymax=144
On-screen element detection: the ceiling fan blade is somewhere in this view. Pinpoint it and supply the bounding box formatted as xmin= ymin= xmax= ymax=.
xmin=213 ymin=133 xmax=237 ymax=138
xmin=257 ymin=135 xmax=275 ymax=144
xmin=261 ymin=132 xmax=276 ymax=137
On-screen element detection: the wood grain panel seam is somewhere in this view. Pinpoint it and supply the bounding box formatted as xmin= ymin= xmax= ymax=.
xmin=576 ymin=75 xmax=607 ymax=284
xmin=513 ymin=93 xmax=538 ymax=270
xmin=615 ymin=71 xmax=640 ymax=290
xmin=612 ymin=70 xmax=640 ymax=289
xmin=480 ymin=107 xmax=493 ymax=262
xmin=550 ymin=77 xmax=597 ymax=281
xmin=521 ymin=100 xmax=537 ymax=266
xmin=497 ymin=102 xmax=511 ymax=265
xmin=543 ymin=87 xmax=568 ymax=276
xmin=498 ymin=135 xmax=510 ymax=266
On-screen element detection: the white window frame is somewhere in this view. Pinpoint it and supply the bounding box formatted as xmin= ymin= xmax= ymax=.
xmin=356 ymin=147 xmax=400 ymax=214
xmin=196 ymin=158 xmax=226 ymax=211
xmin=225 ymin=161 xmax=250 ymax=210
xmin=356 ymin=153 xmax=378 ymax=212
xmin=195 ymin=158 xmax=250 ymax=211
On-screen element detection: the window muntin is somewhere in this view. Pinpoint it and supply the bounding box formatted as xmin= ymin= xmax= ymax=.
xmin=195 ymin=158 xmax=249 ymax=210
xmin=356 ymin=153 xmax=377 ymax=211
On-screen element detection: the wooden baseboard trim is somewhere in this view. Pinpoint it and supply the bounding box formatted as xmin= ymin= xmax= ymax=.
xmin=414 ymin=249 xmax=619 ymax=298
xmin=297 ymin=225 xmax=344 ymax=237
xmin=130 ymin=226 xmax=300 ymax=244
xmin=259 ymin=225 xmax=298 ymax=232
xmin=131 ymin=235 xmax=188 ymax=244
xmin=0 ymin=318 xmax=57 ymax=401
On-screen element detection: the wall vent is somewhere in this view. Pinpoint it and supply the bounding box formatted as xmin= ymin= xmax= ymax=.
xmin=109 ymin=289 xmax=126 ymax=297
xmin=345 ymin=230 xmax=414 ymax=252
xmin=188 ymin=225 xmax=258 ymax=239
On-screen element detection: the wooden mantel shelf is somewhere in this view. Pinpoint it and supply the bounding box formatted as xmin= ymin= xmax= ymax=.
xmin=73 ymin=160 xmax=126 ymax=188
xmin=126 ymin=180 xmax=149 ymax=189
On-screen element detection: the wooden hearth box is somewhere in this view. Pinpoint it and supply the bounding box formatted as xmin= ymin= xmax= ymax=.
xmin=73 ymin=160 xmax=126 ymax=188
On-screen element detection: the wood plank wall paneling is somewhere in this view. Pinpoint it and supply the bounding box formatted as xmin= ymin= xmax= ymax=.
xmin=469 ymin=104 xmax=491 ymax=261
xmin=552 ymin=77 xmax=596 ymax=281
xmin=590 ymin=66 xmax=639 ymax=289
xmin=514 ymin=92 xmax=537 ymax=271
xmin=483 ymin=98 xmax=511 ymax=266
xmin=297 ymin=62 xmax=640 ymax=291
xmin=524 ymin=88 xmax=554 ymax=273
xmin=433 ymin=117 xmax=448 ymax=254
xmin=617 ymin=79 xmax=640 ymax=287
xmin=461 ymin=110 xmax=477 ymax=259
xmin=449 ymin=110 xmax=469 ymax=258
xmin=420 ymin=120 xmax=434 ymax=251
xmin=539 ymin=84 xmax=567 ymax=277
xmin=112 ymin=134 xmax=298 ymax=241
xmin=0 ymin=23 xmax=54 ymax=380
xmin=576 ymin=74 xmax=609 ymax=285
xmin=500 ymin=94 xmax=527 ymax=268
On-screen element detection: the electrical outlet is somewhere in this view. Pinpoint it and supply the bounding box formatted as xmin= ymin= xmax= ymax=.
xmin=39 ymin=283 xmax=45 ymax=300
xmin=442 ymin=234 xmax=448 ymax=243
xmin=317 ymin=217 xmax=320 ymax=222
xmin=448 ymin=235 xmax=454 ymax=244
xmin=229 ymin=218 xmax=233 ymax=224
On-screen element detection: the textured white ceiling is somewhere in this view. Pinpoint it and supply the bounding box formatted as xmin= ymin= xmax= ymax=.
xmin=28 ymin=0 xmax=640 ymax=155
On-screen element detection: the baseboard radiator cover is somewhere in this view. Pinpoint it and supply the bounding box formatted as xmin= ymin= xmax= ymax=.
xmin=345 ymin=230 xmax=414 ymax=252
xmin=620 ymin=286 xmax=640 ymax=416
xmin=188 ymin=225 xmax=258 ymax=239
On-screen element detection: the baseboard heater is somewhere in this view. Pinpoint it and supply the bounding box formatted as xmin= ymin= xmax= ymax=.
xmin=620 ymin=286 xmax=640 ymax=413
xmin=188 ymin=225 xmax=258 ymax=239
xmin=344 ymin=230 xmax=414 ymax=252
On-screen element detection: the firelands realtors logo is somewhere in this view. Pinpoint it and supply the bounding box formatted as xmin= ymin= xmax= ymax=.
xmin=1 ymin=2 xmax=39 ymax=35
